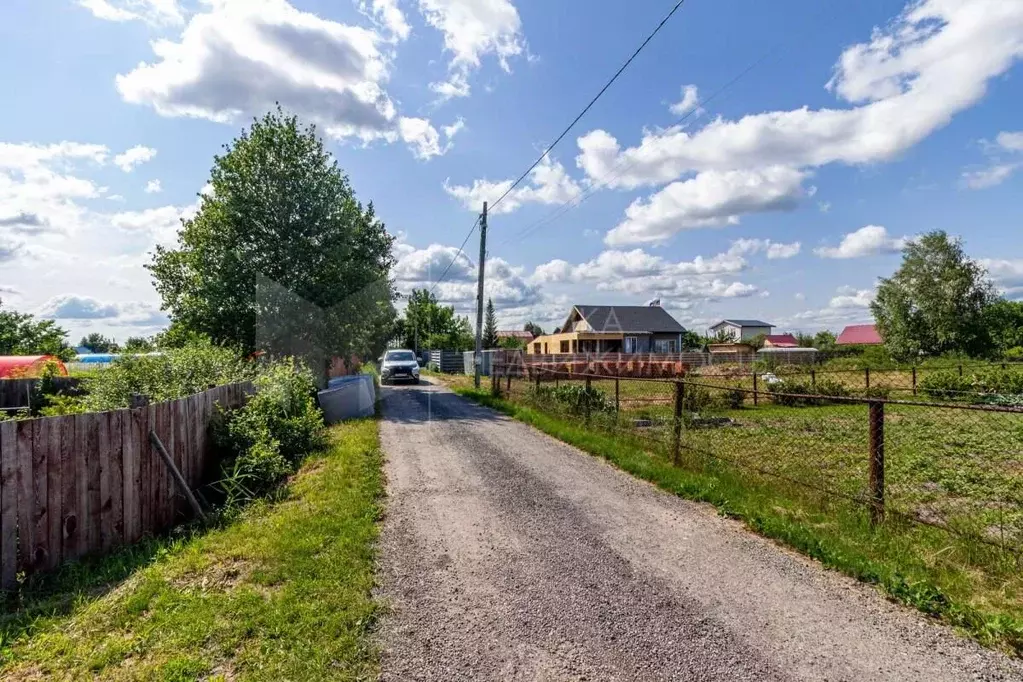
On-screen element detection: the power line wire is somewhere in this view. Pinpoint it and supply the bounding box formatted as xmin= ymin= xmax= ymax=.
xmin=497 ymin=0 xmax=838 ymax=249
xmin=428 ymin=215 xmax=481 ymax=294
xmin=497 ymin=41 xmax=788 ymax=248
xmin=489 ymin=0 xmax=689 ymax=213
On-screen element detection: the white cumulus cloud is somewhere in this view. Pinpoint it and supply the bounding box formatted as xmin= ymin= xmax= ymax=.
xmin=114 ymin=145 xmax=157 ymax=172
xmin=605 ymin=167 xmax=808 ymax=246
xmin=419 ymin=0 xmax=526 ymax=99
xmin=669 ymin=84 xmax=701 ymax=117
xmin=77 ymin=0 xmax=185 ymax=26
xmin=814 ymin=225 xmax=907 ymax=259
xmin=444 ymin=156 xmax=581 ymax=214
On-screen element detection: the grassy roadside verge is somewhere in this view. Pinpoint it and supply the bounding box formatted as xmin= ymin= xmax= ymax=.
xmin=453 ymin=386 xmax=1023 ymax=656
xmin=0 ymin=419 xmax=383 ymax=681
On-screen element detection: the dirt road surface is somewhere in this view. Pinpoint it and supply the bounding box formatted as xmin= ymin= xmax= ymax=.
xmin=375 ymin=381 xmax=1022 ymax=681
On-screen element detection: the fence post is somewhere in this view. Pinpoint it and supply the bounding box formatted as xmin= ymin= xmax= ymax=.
xmin=506 ymin=371 xmax=512 ymax=395
xmin=752 ymin=372 xmax=759 ymax=406
xmin=615 ymin=377 xmax=620 ymax=415
xmin=491 ymin=366 xmax=499 ymax=397
xmin=535 ymin=370 xmax=541 ymax=391
xmin=912 ymin=366 xmax=917 ymax=396
xmin=865 ymin=367 xmax=870 ymax=391
xmin=868 ymin=401 xmax=885 ymax=526
xmin=811 ymin=369 xmax=816 ymax=389
xmin=958 ymin=364 xmax=963 ymax=378
xmin=672 ymin=381 xmax=685 ymax=466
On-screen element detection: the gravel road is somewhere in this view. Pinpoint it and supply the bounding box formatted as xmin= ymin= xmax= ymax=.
xmin=375 ymin=380 xmax=1022 ymax=681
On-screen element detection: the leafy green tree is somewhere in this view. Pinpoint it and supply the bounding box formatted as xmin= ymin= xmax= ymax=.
xmin=871 ymin=231 xmax=997 ymax=361
xmin=0 ymin=298 xmax=73 ymax=359
xmin=482 ymin=298 xmax=499 ymax=348
xmin=498 ymin=336 xmax=527 ymax=350
xmin=147 ymin=108 xmax=396 ymax=373
xmin=984 ymin=299 xmax=1023 ymax=354
xmin=123 ymin=336 xmax=156 ymax=353
xmin=813 ymin=330 xmax=837 ymax=350
xmin=523 ymin=321 xmax=544 ymax=338
xmin=747 ymin=333 xmax=767 ymax=350
xmin=398 ymin=289 xmax=474 ymax=351
xmin=79 ymin=333 xmax=119 ymax=353
xmin=681 ymin=330 xmax=703 ymax=349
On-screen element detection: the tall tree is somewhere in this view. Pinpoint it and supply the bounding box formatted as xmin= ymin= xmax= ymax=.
xmin=984 ymin=299 xmax=1023 ymax=353
xmin=871 ymin=231 xmax=996 ymax=361
xmin=123 ymin=336 xmax=156 ymax=353
xmin=0 ymin=298 xmax=73 ymax=359
xmin=398 ymin=289 xmax=474 ymax=351
xmin=79 ymin=333 xmax=119 ymax=353
xmin=482 ymin=298 xmax=499 ymax=348
xmin=813 ymin=330 xmax=836 ymax=350
xmin=523 ymin=321 xmax=544 ymax=338
xmin=147 ymin=108 xmax=396 ymax=371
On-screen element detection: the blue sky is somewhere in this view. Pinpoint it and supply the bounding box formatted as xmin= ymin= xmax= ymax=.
xmin=1 ymin=0 xmax=1022 ymax=342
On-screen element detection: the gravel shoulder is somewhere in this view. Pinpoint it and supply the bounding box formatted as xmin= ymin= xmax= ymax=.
xmin=375 ymin=380 xmax=1023 ymax=681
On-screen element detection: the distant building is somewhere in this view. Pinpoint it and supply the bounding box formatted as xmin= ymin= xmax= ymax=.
xmin=497 ymin=330 xmax=535 ymax=341
xmin=527 ymin=304 xmax=686 ymax=355
xmin=763 ymin=334 xmax=799 ymax=348
xmin=710 ymin=319 xmax=774 ymax=341
xmin=836 ymin=324 xmax=883 ymax=345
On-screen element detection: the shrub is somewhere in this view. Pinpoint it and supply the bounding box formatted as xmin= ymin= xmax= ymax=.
xmin=862 ymin=384 xmax=892 ymax=400
xmin=682 ymin=383 xmax=712 ymax=412
xmin=532 ymin=384 xmax=614 ymax=415
xmin=768 ymin=377 xmax=849 ymax=407
xmin=919 ymin=369 xmax=974 ymax=400
xmin=214 ymin=361 xmax=326 ymax=502
xmin=709 ymin=385 xmax=745 ymax=409
xmin=84 ymin=341 xmax=254 ymax=410
xmin=1005 ymin=346 xmax=1023 ymax=361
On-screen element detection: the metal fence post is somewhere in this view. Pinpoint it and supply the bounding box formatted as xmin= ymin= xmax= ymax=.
xmin=865 ymin=367 xmax=870 ymax=390
xmin=506 ymin=371 xmax=512 ymax=395
xmin=491 ymin=366 xmax=499 ymax=397
xmin=811 ymin=368 xmax=816 ymax=388
xmin=535 ymin=370 xmax=541 ymax=391
xmin=868 ymin=401 xmax=885 ymax=526
xmin=672 ymin=380 xmax=685 ymax=466
xmin=912 ymin=366 xmax=917 ymax=396
xmin=752 ymin=372 xmax=759 ymax=406
xmin=958 ymin=363 xmax=963 ymax=378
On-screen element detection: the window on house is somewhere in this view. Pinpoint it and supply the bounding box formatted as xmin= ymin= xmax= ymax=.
xmin=654 ymin=339 xmax=676 ymax=353
xmin=533 ymin=343 xmax=541 ymax=353
xmin=560 ymin=341 xmax=570 ymax=353
xmin=624 ymin=336 xmax=638 ymax=353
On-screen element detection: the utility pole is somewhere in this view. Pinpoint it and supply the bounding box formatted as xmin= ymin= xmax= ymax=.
xmin=474 ymin=201 xmax=488 ymax=389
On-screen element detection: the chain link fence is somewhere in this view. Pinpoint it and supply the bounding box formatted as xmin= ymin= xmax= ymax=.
xmin=490 ymin=360 xmax=1023 ymax=565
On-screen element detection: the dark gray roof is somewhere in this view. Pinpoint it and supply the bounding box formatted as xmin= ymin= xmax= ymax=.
xmin=575 ymin=305 xmax=686 ymax=333
xmin=717 ymin=319 xmax=774 ymax=328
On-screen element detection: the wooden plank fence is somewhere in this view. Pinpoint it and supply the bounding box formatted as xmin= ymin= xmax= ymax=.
xmin=0 ymin=378 xmax=84 ymax=411
xmin=0 ymin=382 xmax=252 ymax=589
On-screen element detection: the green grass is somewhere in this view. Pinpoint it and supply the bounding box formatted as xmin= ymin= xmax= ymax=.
xmin=0 ymin=419 xmax=383 ymax=681
xmin=454 ymin=386 xmax=1023 ymax=657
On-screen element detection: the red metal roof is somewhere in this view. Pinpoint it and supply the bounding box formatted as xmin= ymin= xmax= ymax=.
xmin=497 ymin=330 xmax=535 ymax=339
xmin=763 ymin=334 xmax=799 ymax=348
xmin=0 ymin=355 xmax=68 ymax=378
xmin=836 ymin=324 xmax=883 ymax=345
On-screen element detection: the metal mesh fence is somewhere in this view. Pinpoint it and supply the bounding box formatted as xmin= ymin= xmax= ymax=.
xmin=490 ymin=361 xmax=1023 ymax=563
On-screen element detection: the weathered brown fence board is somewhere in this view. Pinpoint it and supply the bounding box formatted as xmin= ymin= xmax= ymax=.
xmin=123 ymin=408 xmax=141 ymax=544
xmin=0 ymin=382 xmax=251 ymax=589
xmin=16 ymin=421 xmax=34 ymax=574
xmin=1 ymin=421 xmax=18 ymax=587
xmin=44 ymin=418 xmax=62 ymax=570
xmin=60 ymin=415 xmax=79 ymax=562
xmin=30 ymin=419 xmax=48 ymax=570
